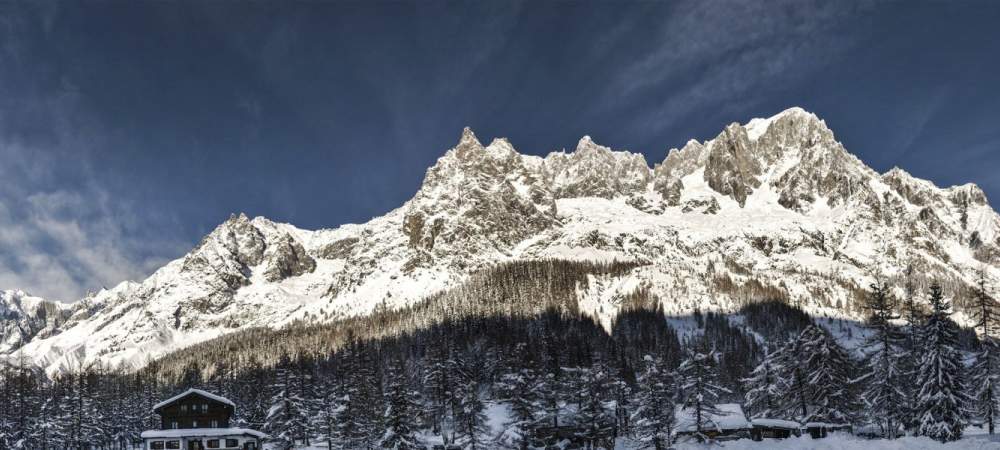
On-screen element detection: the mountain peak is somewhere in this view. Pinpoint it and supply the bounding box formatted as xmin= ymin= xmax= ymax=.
xmin=744 ymin=106 xmax=828 ymax=143
xmin=458 ymin=126 xmax=482 ymax=149
xmin=775 ymin=105 xmax=810 ymax=117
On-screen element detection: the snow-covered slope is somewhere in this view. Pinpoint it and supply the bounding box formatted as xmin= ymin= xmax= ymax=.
xmin=4 ymin=107 xmax=999 ymax=375
xmin=0 ymin=290 xmax=71 ymax=354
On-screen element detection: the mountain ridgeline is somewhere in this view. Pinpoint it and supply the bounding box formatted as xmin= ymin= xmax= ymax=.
xmin=1 ymin=106 xmax=998 ymax=378
xmin=2 ymin=107 xmax=1000 ymax=448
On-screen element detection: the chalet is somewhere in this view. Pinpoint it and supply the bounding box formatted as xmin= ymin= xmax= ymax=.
xmin=141 ymin=389 xmax=265 ymax=450
xmin=674 ymin=403 xmax=751 ymax=442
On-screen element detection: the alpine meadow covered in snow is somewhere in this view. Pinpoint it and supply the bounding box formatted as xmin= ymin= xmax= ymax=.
xmin=3 ymin=1 xmax=1000 ymax=449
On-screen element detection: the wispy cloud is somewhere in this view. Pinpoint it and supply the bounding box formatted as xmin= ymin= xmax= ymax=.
xmin=597 ymin=0 xmax=876 ymax=136
xmin=0 ymin=6 xmax=185 ymax=301
xmin=0 ymin=129 xmax=185 ymax=302
xmin=883 ymin=87 xmax=950 ymax=164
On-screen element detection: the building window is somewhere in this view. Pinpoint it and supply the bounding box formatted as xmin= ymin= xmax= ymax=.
xmin=211 ymin=420 xmax=219 ymax=428
xmin=245 ymin=443 xmax=255 ymax=450
xmin=171 ymin=421 xmax=178 ymax=429
xmin=207 ymin=439 xmax=220 ymax=449
xmin=151 ymin=442 xmax=165 ymax=450
xmin=181 ymin=404 xmax=187 ymax=412
xmin=192 ymin=420 xmax=198 ymax=428
xmin=166 ymin=441 xmax=181 ymax=450
xmin=225 ymin=439 xmax=239 ymax=448
xmin=202 ymin=403 xmax=209 ymax=412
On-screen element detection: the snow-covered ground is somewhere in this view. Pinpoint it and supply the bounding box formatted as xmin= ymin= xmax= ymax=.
xmin=271 ymin=410 xmax=1000 ymax=450
xmin=670 ymin=434 xmax=1000 ymax=450
xmin=276 ymin=433 xmax=1000 ymax=450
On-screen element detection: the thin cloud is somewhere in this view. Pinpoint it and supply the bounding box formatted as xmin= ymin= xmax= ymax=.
xmin=0 ymin=138 xmax=183 ymax=301
xmin=598 ymin=0 xmax=876 ymax=134
xmin=883 ymin=88 xmax=950 ymax=164
xmin=0 ymin=6 xmax=186 ymax=301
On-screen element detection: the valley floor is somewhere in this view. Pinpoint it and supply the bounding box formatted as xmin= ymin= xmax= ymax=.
xmin=269 ymin=434 xmax=1000 ymax=450
xmin=268 ymin=417 xmax=1000 ymax=450
xmin=669 ymin=433 xmax=1000 ymax=450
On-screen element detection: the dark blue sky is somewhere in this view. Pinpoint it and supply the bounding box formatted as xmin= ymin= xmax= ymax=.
xmin=2 ymin=0 xmax=999 ymax=300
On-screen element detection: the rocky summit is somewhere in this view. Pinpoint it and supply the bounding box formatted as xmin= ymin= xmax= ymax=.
xmin=3 ymin=107 xmax=999 ymax=375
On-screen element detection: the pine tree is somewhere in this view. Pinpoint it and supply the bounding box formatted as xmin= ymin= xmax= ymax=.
xmin=970 ymin=267 xmax=1000 ymax=434
xmin=331 ymin=369 xmax=372 ymax=450
xmin=860 ymin=278 xmax=907 ymax=438
xmin=772 ymin=336 xmax=810 ymax=421
xmin=454 ymin=376 xmax=490 ymax=450
xmin=799 ymin=324 xmax=859 ymax=424
xmin=7 ymin=351 xmax=37 ymax=447
xmin=496 ymin=356 xmax=540 ymax=449
xmin=314 ymin=375 xmax=342 ymax=450
xmin=676 ymin=341 xmax=729 ymax=442
xmin=743 ymin=346 xmax=784 ymax=419
xmin=535 ymin=372 xmax=562 ymax=429
xmin=632 ymin=356 xmax=676 ymax=450
xmin=379 ymin=358 xmax=423 ymax=450
xmin=609 ymin=367 xmax=632 ymax=439
xmin=915 ymin=282 xmax=970 ymax=442
xmin=972 ymin=341 xmax=1000 ymax=436
xmin=574 ymin=364 xmax=613 ymax=449
xmin=31 ymin=391 xmax=59 ymax=450
xmin=899 ymin=263 xmax=924 ymax=432
xmin=327 ymin=343 xmax=381 ymax=449
xmin=264 ymin=357 xmax=309 ymax=450
xmin=295 ymin=357 xmax=320 ymax=447
xmin=422 ymin=338 xmax=453 ymax=436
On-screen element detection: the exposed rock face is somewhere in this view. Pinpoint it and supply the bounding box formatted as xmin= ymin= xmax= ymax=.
xmin=262 ymin=233 xmax=316 ymax=282
xmin=316 ymin=237 xmax=359 ymax=259
xmin=682 ymin=197 xmax=721 ymax=214
xmin=545 ymin=136 xmax=650 ymax=199
xmin=753 ymin=107 xmax=836 ymax=164
xmin=0 ymin=291 xmax=70 ymax=353
xmin=950 ymin=184 xmax=989 ymax=207
xmin=703 ymin=124 xmax=762 ymax=207
xmin=181 ymin=213 xmax=266 ymax=289
xmin=653 ymin=140 xmax=705 ymax=205
xmin=402 ymin=128 xmax=558 ymax=262
xmin=747 ymin=109 xmax=869 ymax=213
xmin=883 ymin=168 xmax=934 ymax=207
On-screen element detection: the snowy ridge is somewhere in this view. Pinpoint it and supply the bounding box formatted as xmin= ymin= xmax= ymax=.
xmin=3 ymin=107 xmax=1000 ymax=375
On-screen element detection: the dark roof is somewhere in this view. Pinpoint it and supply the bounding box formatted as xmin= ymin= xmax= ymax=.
xmin=153 ymin=389 xmax=235 ymax=413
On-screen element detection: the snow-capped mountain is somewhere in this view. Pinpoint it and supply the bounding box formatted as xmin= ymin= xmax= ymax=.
xmin=0 ymin=290 xmax=71 ymax=355
xmin=4 ymin=107 xmax=999 ymax=375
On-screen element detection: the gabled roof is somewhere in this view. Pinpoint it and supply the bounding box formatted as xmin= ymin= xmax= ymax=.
xmin=141 ymin=428 xmax=266 ymax=439
xmin=153 ymin=388 xmax=236 ymax=412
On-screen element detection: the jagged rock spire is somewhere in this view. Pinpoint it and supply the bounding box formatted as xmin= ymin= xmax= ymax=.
xmin=458 ymin=126 xmax=482 ymax=149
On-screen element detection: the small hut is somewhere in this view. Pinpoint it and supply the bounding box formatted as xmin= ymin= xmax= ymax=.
xmin=749 ymin=419 xmax=802 ymax=440
xmin=674 ymin=403 xmax=751 ymax=442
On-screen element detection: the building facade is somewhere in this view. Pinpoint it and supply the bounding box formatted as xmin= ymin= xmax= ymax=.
xmin=141 ymin=389 xmax=265 ymax=450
